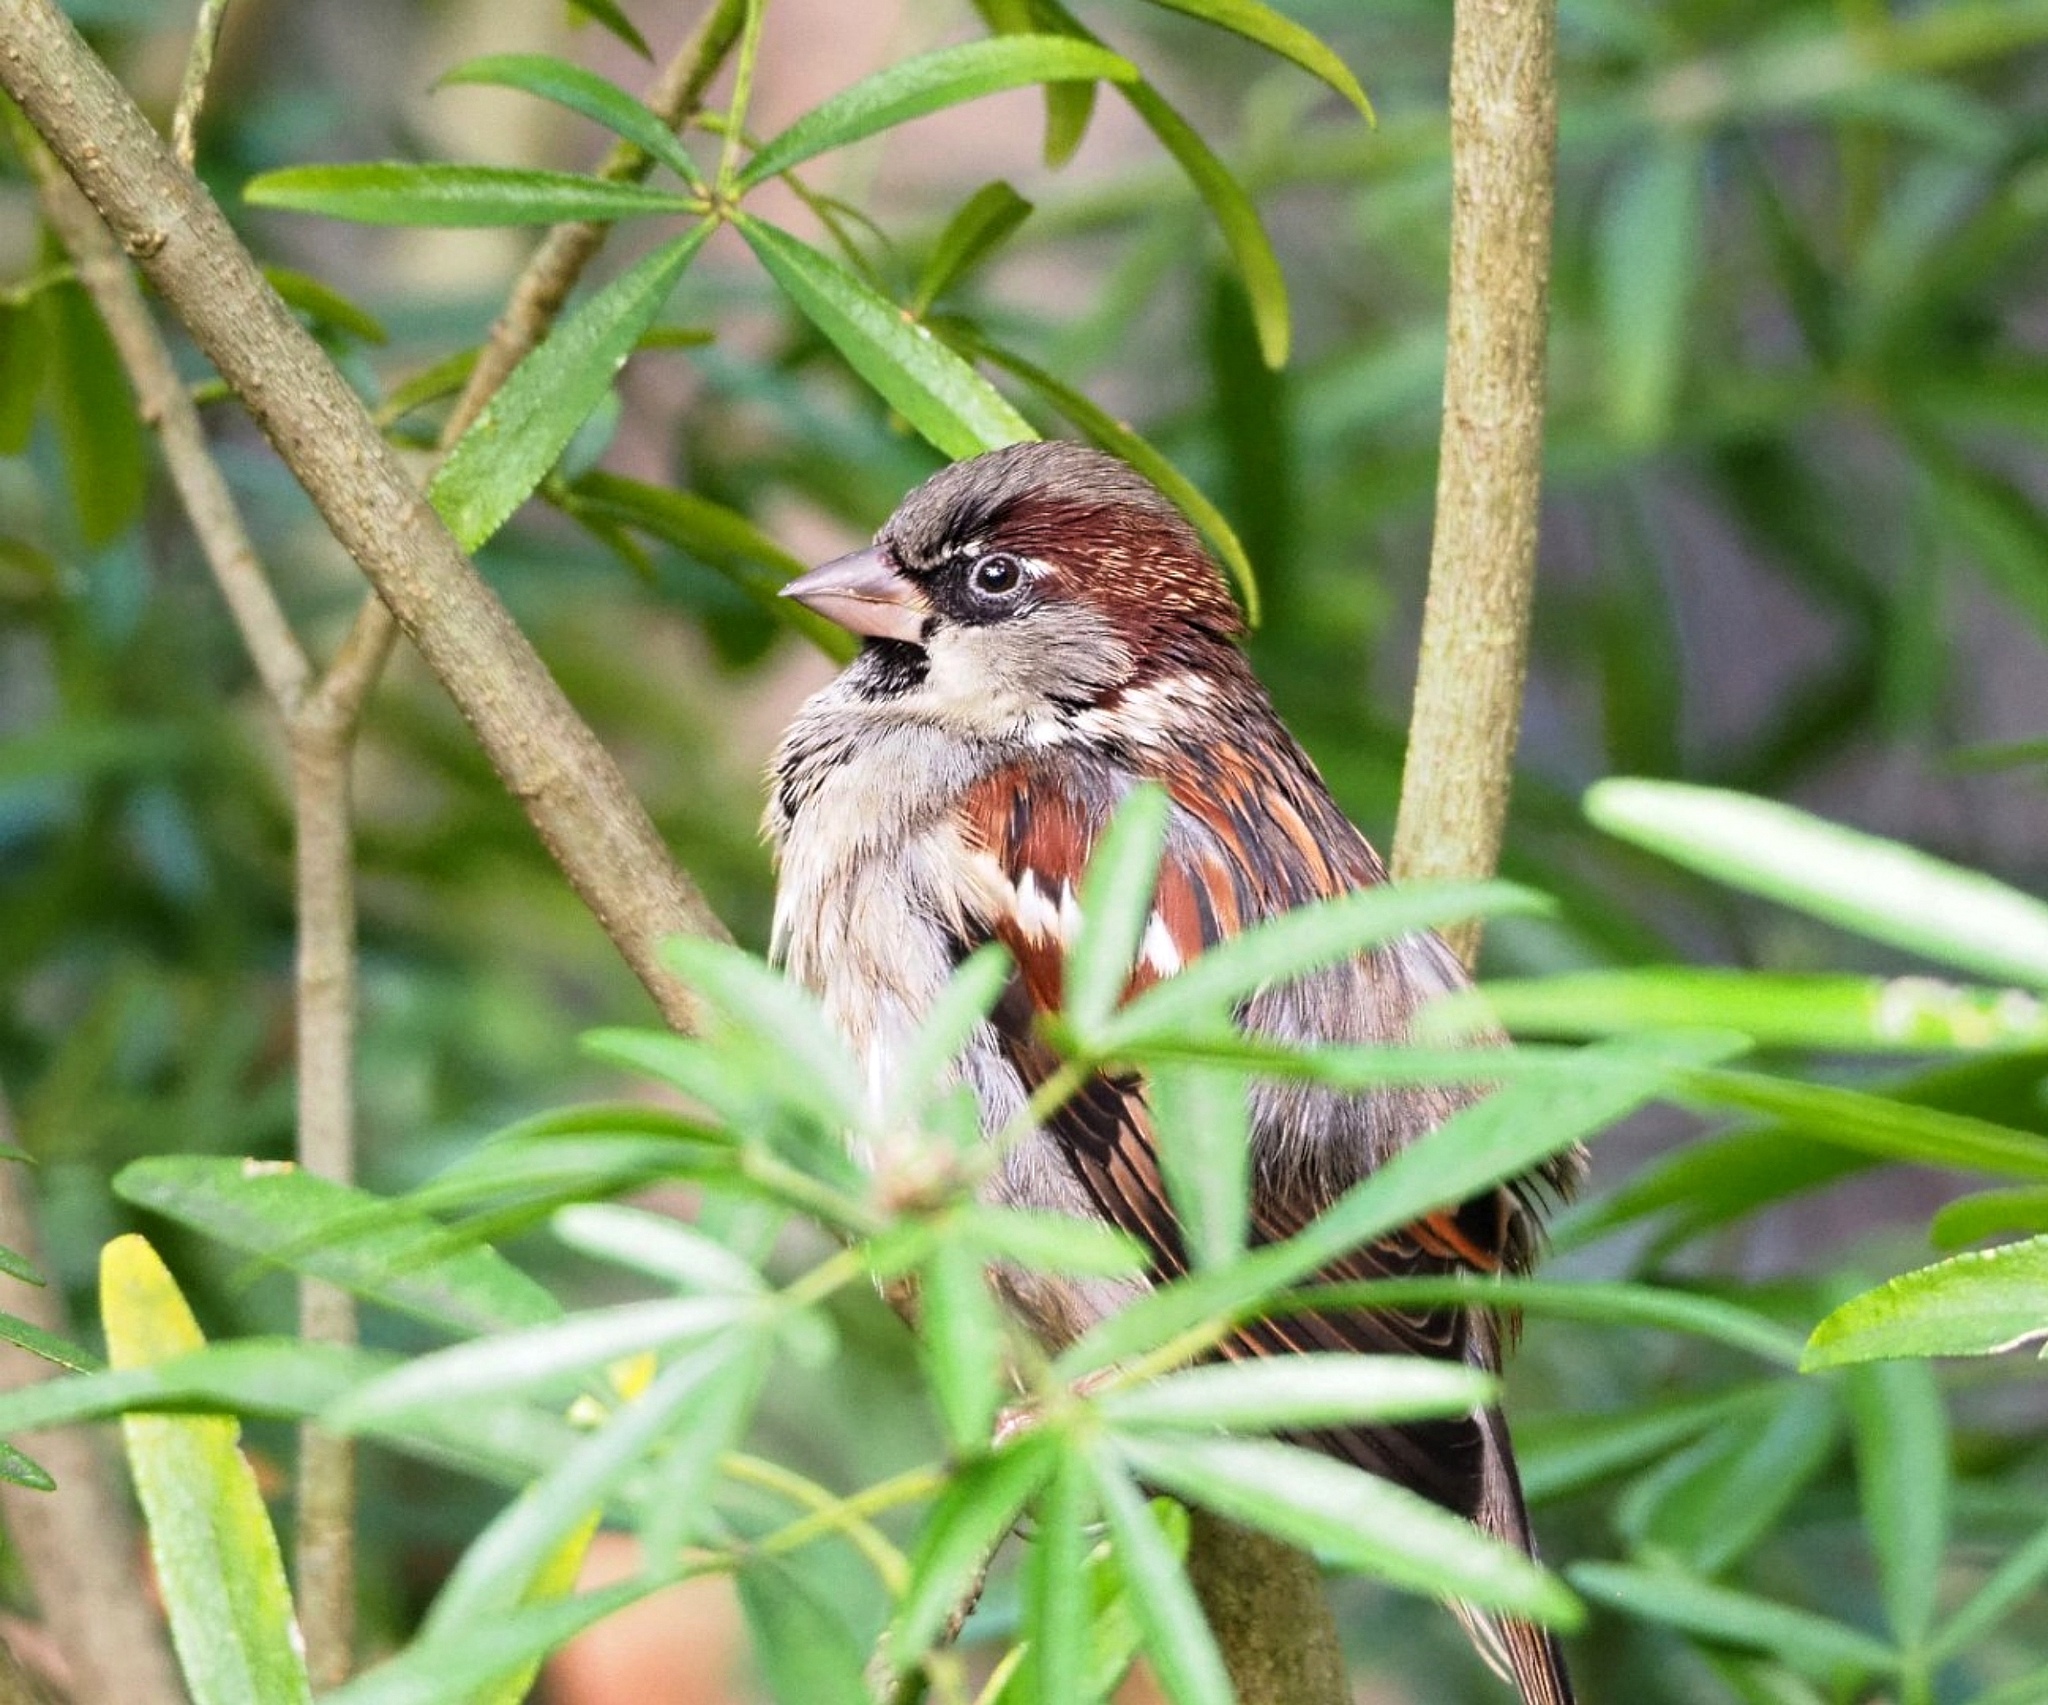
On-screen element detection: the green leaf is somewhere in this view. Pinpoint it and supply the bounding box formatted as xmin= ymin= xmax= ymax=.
xmin=439 ymin=54 xmax=700 ymax=187
xmin=885 ymin=945 xmax=1016 ymax=1126
xmin=737 ymin=1560 xmax=872 ymax=1705
xmin=1931 ymin=1518 xmax=2048 ymax=1663
xmin=1122 ymin=79 xmax=1288 ymax=367
xmin=1282 ymin=1276 xmax=1805 ymax=1367
xmin=1586 ymin=779 xmax=2048 ymax=990
xmin=551 ymin=1202 xmax=765 ymax=1294
xmin=1803 ymin=1235 xmax=2048 ymax=1367
xmin=322 ymin=1575 xmax=673 ymax=1705
xmin=262 ymin=265 xmax=388 ymax=345
xmin=1931 ymin=1185 xmax=2048 ymax=1249
xmin=0 ymin=1441 xmax=51 ymax=1492
xmin=1109 ymin=879 xmax=1546 ymax=1048
xmin=919 ymin=1234 xmax=1006 ymax=1452
xmin=1465 ymin=968 xmax=2048 ymax=1053
xmin=0 ymin=302 xmax=46 ymax=455
xmin=566 ymin=469 xmax=853 ymax=657
xmin=1516 ymin=1387 xmax=1776 ymax=1505
xmin=739 ymin=38 xmax=1137 ymax=189
xmin=737 ymin=216 xmax=1037 ymax=459
xmin=0 ymin=1309 xmax=101 ymax=1373
xmin=968 ymin=336 xmax=1262 ymax=621
xmin=113 ymin=1157 xmax=560 ymax=1337
xmin=1116 ymin=1433 xmax=1577 ymax=1625
xmin=426 ymin=1330 xmax=754 ymax=1633
xmin=1597 ymin=136 xmax=1704 ymax=443
xmin=375 ymin=347 xmax=479 ymax=426
xmin=431 ymin=225 xmax=710 ymax=551
xmin=245 ymin=163 xmax=696 ymax=226
xmin=1616 ymin=1382 xmax=1836 ymax=1577
xmin=1133 ymin=0 xmax=1371 ymax=120
xmin=1065 ymin=783 xmax=1171 ymax=1038
xmin=1086 ymin=1456 xmax=1229 ymax=1705
xmin=1845 ymin=1360 xmax=1947 ymax=1647
xmin=890 ymin=1438 xmax=1055 ymax=1669
xmin=661 ymin=936 xmax=868 ymax=1130
xmin=1023 ymin=1448 xmax=1092 ymax=1705
xmin=1145 ymin=1061 xmax=1248 ymax=1270
xmin=1060 ymin=1032 xmax=1739 ymax=1378
xmin=912 ymin=182 xmax=1034 ymax=313
xmin=963 ymin=1206 xmax=1145 ymax=1277
xmin=101 ymin=1236 xmax=312 ymax=1705
xmin=1100 ymin=1353 xmax=1495 ymax=1432
xmin=565 ymin=0 xmax=651 ymax=59
xmin=327 ymin=1296 xmax=748 ymax=1426
xmin=1570 ymin=1562 xmax=1896 ymax=1677
xmin=46 ymin=281 xmax=146 ymax=546
xmin=1680 ymin=1069 xmax=2048 ymax=1182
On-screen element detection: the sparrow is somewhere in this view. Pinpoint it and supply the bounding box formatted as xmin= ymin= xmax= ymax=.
xmin=767 ymin=440 xmax=1579 ymax=1705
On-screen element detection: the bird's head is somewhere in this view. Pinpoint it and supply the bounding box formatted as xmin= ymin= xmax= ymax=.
xmin=782 ymin=442 xmax=1243 ymax=735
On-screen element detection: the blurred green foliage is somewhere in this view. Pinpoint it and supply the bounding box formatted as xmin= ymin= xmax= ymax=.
xmin=4 ymin=0 xmax=2048 ymax=1702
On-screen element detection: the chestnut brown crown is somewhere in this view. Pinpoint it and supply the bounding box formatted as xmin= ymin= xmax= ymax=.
xmin=782 ymin=442 xmax=1245 ymax=664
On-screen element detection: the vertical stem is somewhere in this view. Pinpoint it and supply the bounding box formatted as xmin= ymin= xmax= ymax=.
xmin=289 ymin=707 xmax=360 ymax=1688
xmin=1187 ymin=1511 xmax=1349 ymax=1705
xmin=1391 ymin=0 xmax=1560 ymax=965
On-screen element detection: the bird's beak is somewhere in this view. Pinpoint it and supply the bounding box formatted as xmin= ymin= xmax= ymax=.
xmin=781 ymin=547 xmax=929 ymax=646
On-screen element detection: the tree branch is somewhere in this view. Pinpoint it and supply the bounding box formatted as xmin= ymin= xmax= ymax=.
xmin=0 ymin=1087 xmax=184 ymax=1705
xmin=1187 ymin=1512 xmax=1349 ymax=1705
xmin=1 ymin=0 xmax=730 ymax=1035
xmin=1391 ymin=0 xmax=1560 ymax=966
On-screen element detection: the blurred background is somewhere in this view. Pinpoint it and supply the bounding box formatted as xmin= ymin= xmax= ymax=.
xmin=4 ymin=0 xmax=2048 ymax=1700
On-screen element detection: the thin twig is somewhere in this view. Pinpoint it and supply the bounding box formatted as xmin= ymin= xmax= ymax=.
xmin=1391 ymin=0 xmax=1560 ymax=967
xmin=170 ymin=0 xmax=233 ymax=169
xmin=11 ymin=113 xmax=311 ymax=714
xmin=0 ymin=1085 xmax=184 ymax=1705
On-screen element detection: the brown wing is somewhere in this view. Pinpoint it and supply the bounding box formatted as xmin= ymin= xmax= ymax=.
xmin=956 ymin=740 xmax=1526 ymax=1519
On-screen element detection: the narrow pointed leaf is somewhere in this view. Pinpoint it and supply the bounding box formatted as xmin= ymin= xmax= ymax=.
xmin=891 ymin=1438 xmax=1055 ymax=1667
xmin=1570 ymin=1562 xmax=1895 ymax=1676
xmin=1024 ymin=1448 xmax=1092 ymax=1705
xmin=738 ymin=217 xmax=1036 ymax=458
xmin=1804 ymin=1235 xmax=2048 ymax=1366
xmin=1123 ymin=80 xmax=1288 ymax=366
xmin=1065 ymin=784 xmax=1171 ymax=1036
xmin=551 ymin=1202 xmax=765 ymax=1294
xmin=566 ymin=0 xmax=652 ymax=59
xmin=1845 ymin=1361 xmax=1947 ymax=1647
xmin=101 ymin=1236 xmax=312 ymax=1705
xmin=913 ymin=181 xmax=1034 ymax=313
xmin=245 ymin=163 xmax=696 ymax=225
xmin=0 ymin=1310 xmax=100 ymax=1373
xmin=1110 ymin=879 xmax=1545 ymax=1046
xmin=1681 ymin=1069 xmax=2048 ymax=1181
xmin=739 ymin=38 xmax=1136 ymax=189
xmin=0 ymin=1442 xmax=51 ymax=1491
xmin=327 ymin=1296 xmax=747 ymax=1426
xmin=1117 ymin=1433 xmax=1576 ymax=1624
xmin=440 ymin=54 xmax=700 ymax=187
xmin=919 ymin=1235 xmax=1006 ymax=1451
xmin=113 ymin=1157 xmax=559 ymax=1336
xmin=1086 ymin=1455 xmax=1230 ymax=1705
xmin=1146 ymin=1060 xmax=1249 ymax=1270
xmin=738 ymin=1561 xmax=872 ymax=1705
xmin=432 ymin=225 xmax=709 ymax=550
xmin=1101 ymin=1353 xmax=1494 ymax=1431
xmin=1587 ymin=779 xmax=2048 ymax=990
xmin=1134 ymin=0 xmax=1371 ymax=120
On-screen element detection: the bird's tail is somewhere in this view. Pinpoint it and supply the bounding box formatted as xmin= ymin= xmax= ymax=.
xmin=1453 ymin=1407 xmax=1577 ymax=1705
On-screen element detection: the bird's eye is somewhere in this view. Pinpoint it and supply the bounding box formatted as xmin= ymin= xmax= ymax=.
xmin=969 ymin=553 xmax=1024 ymax=598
